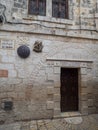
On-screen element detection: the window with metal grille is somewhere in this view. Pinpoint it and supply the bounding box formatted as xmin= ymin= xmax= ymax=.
xmin=52 ymin=0 xmax=68 ymax=19
xmin=28 ymin=0 xmax=46 ymax=16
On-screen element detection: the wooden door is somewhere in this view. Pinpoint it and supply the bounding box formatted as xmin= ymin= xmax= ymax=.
xmin=61 ymin=68 xmax=78 ymax=112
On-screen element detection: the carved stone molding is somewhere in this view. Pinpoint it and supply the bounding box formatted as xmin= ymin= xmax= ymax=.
xmin=0 ymin=3 xmax=6 ymax=24
xmin=33 ymin=41 xmax=43 ymax=53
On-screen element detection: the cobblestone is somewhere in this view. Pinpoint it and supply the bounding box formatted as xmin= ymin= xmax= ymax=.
xmin=0 ymin=114 xmax=98 ymax=130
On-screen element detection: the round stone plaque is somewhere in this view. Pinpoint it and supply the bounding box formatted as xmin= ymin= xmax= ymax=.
xmin=17 ymin=45 xmax=30 ymax=58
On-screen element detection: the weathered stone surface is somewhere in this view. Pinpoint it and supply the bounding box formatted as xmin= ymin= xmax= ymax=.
xmin=47 ymin=87 xmax=54 ymax=95
xmin=0 ymin=0 xmax=98 ymax=123
xmin=46 ymin=101 xmax=54 ymax=110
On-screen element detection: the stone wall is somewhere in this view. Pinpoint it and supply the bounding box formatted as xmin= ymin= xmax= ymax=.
xmin=0 ymin=0 xmax=98 ymax=38
xmin=0 ymin=0 xmax=98 ymax=123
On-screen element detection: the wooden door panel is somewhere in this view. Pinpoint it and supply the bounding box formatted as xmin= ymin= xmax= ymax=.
xmin=61 ymin=68 xmax=78 ymax=112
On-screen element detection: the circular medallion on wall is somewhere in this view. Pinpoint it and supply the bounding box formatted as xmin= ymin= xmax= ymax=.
xmin=17 ymin=45 xmax=30 ymax=58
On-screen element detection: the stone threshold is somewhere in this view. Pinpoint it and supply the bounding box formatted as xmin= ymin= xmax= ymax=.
xmin=61 ymin=112 xmax=82 ymax=118
xmin=54 ymin=112 xmax=83 ymax=119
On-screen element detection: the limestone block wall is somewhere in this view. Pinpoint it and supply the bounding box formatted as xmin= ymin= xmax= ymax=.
xmin=0 ymin=32 xmax=98 ymax=123
xmin=0 ymin=0 xmax=98 ymax=38
xmin=0 ymin=0 xmax=98 ymax=123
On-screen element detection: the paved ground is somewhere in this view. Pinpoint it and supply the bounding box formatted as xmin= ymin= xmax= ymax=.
xmin=0 ymin=114 xmax=98 ymax=130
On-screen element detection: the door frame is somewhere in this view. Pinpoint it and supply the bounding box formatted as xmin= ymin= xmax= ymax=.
xmin=46 ymin=58 xmax=93 ymax=118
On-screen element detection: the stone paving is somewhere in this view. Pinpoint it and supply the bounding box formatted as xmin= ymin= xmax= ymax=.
xmin=0 ymin=114 xmax=98 ymax=130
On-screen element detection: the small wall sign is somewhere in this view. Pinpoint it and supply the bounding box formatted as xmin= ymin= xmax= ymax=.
xmin=0 ymin=40 xmax=15 ymax=49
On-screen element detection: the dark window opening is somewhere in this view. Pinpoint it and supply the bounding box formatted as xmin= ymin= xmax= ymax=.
xmin=28 ymin=0 xmax=46 ymax=16
xmin=52 ymin=0 xmax=68 ymax=19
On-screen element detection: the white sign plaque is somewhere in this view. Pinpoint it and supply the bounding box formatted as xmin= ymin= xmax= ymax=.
xmin=1 ymin=40 xmax=15 ymax=49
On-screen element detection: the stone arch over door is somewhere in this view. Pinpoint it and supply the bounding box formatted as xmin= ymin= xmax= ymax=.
xmin=46 ymin=58 xmax=93 ymax=118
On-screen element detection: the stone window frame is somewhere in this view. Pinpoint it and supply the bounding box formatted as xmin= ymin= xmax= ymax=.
xmin=27 ymin=0 xmax=73 ymax=25
xmin=52 ymin=0 xmax=68 ymax=19
xmin=28 ymin=0 xmax=46 ymax=16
